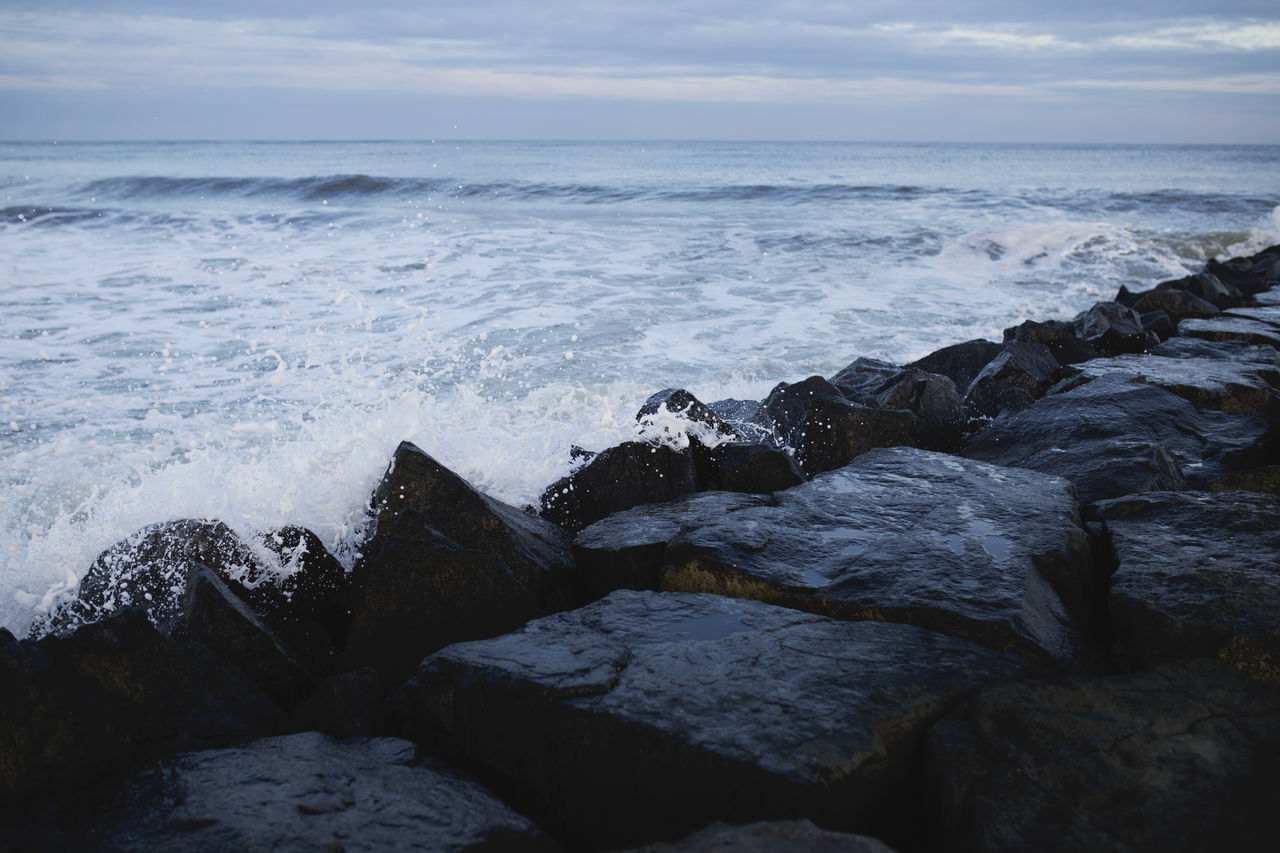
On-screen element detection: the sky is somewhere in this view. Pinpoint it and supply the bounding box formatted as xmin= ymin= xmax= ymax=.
xmin=0 ymin=1 xmax=1277 ymax=142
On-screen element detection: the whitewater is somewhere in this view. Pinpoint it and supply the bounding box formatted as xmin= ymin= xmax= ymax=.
xmin=2 ymin=140 xmax=1278 ymax=636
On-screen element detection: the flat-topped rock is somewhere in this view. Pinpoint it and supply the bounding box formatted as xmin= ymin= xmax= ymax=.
xmin=617 ymin=819 xmax=896 ymax=852
xmin=928 ymin=658 xmax=1280 ymax=852
xmin=397 ymin=590 xmax=1028 ymax=850
xmin=1071 ymin=354 xmax=1280 ymax=424
xmin=1091 ymin=490 xmax=1280 ymax=680
xmin=1178 ymin=315 xmax=1280 ymax=348
xmin=43 ymin=732 xmax=556 ymax=852
xmin=963 ymin=373 xmax=1270 ymax=505
xmin=575 ymin=447 xmax=1099 ymax=664
xmin=1149 ymin=336 xmax=1280 ymax=366
xmin=1223 ymin=304 xmax=1280 ymax=328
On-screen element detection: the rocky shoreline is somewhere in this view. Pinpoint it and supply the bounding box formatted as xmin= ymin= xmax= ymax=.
xmin=3 ymin=245 xmax=1279 ymax=851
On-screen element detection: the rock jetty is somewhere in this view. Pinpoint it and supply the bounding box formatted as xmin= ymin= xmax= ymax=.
xmin=3 ymin=244 xmax=1279 ymax=852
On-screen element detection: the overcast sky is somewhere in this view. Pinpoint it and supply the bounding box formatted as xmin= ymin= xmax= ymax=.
xmin=1 ymin=1 xmax=1277 ymax=142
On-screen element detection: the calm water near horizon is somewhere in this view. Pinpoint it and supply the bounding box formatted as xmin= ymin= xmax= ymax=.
xmin=2 ymin=140 xmax=1278 ymax=635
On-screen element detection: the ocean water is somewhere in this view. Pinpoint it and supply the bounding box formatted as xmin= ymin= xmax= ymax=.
xmin=2 ymin=140 xmax=1278 ymax=636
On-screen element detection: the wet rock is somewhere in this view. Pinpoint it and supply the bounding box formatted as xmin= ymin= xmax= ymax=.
xmin=1206 ymin=256 xmax=1274 ymax=296
xmin=240 ymin=525 xmax=350 ymax=646
xmin=1223 ymin=304 xmax=1280 ymax=329
xmin=760 ymin=375 xmax=845 ymax=443
xmin=1091 ymin=490 xmax=1280 ymax=680
xmin=0 ymin=608 xmax=279 ymax=804
xmin=341 ymin=510 xmax=554 ymax=681
xmin=964 ymin=373 xmax=1270 ymax=505
xmin=906 ymin=339 xmax=1003 ymax=395
xmin=364 ymin=442 xmax=573 ymax=600
xmin=1002 ymin=319 xmax=1100 ymax=366
xmin=618 ymin=819 xmax=897 ymax=852
xmin=1070 ymin=301 xmax=1147 ymax=356
xmin=927 ymin=659 xmax=1280 ymax=852
xmin=1119 ymin=286 xmax=1220 ymax=323
xmin=963 ymin=341 xmax=1064 ymax=418
xmin=1071 ymin=353 xmax=1280 ymax=425
xmin=1139 ymin=309 xmax=1175 ymax=341
xmin=574 ymin=447 xmax=1099 ymax=664
xmin=54 ymin=732 xmax=557 ymax=852
xmin=1209 ymin=466 xmax=1280 ymax=495
xmin=636 ymin=388 xmax=739 ymax=445
xmin=694 ymin=441 xmax=805 ymax=493
xmin=707 ymin=398 xmax=776 ymax=444
xmin=828 ymin=357 xmax=900 ymax=401
xmin=868 ymin=369 xmax=965 ymax=439
xmin=541 ymin=440 xmax=700 ymax=533
xmin=283 ymin=667 xmax=390 ymax=738
xmin=1178 ymin=316 xmax=1280 ymax=348
xmin=175 ymin=565 xmax=319 ymax=707
xmin=1155 ymin=271 xmax=1246 ymax=309
xmin=397 ymin=590 xmax=1028 ymax=850
xmin=1149 ymin=335 xmax=1280 ymax=367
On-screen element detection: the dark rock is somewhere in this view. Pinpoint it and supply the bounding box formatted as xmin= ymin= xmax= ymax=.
xmin=1125 ymin=287 xmax=1220 ymax=323
xmin=1071 ymin=353 xmax=1280 ymax=425
xmin=1178 ymin=316 xmax=1280 ymax=348
xmin=54 ymin=732 xmax=557 ymax=852
xmin=964 ymin=373 xmax=1271 ymax=505
xmin=1091 ymin=490 xmax=1280 ymax=681
xmin=1139 ymin=309 xmax=1175 ymax=341
xmin=574 ymin=447 xmax=1099 ymax=665
xmin=707 ymin=398 xmax=776 ymax=444
xmin=1070 ymin=301 xmax=1147 ymax=355
xmin=618 ymin=819 xmax=896 ymax=852
xmin=927 ymin=658 xmax=1280 ymax=852
xmin=1206 ymin=256 xmax=1272 ymax=295
xmin=1155 ymin=271 xmax=1245 ymax=309
xmin=175 ymin=565 xmax=318 ymax=707
xmin=0 ymin=608 xmax=279 ymax=804
xmin=829 ymin=357 xmax=900 ymax=401
xmin=1223 ymin=304 xmax=1280 ymax=329
xmin=906 ymin=339 xmax=1003 ymax=395
xmin=364 ymin=442 xmax=573 ymax=600
xmin=963 ymin=341 xmax=1064 ymax=418
xmin=760 ymin=375 xmax=844 ymax=444
xmin=693 ymin=441 xmax=805 ymax=493
xmin=541 ymin=440 xmax=700 ymax=533
xmin=790 ymin=396 xmax=930 ymax=475
xmin=1150 ymin=335 xmax=1280 ymax=366
xmin=282 ymin=667 xmax=390 ymax=739
xmin=341 ymin=510 xmax=554 ymax=680
xmin=869 ymin=369 xmax=965 ymax=437
xmin=396 ymin=590 xmax=1029 ymax=849
xmin=241 ymin=525 xmax=350 ymax=644
xmin=636 ymin=388 xmax=738 ymax=445
xmin=1209 ymin=466 xmax=1280 ymax=495
xmin=1003 ymin=319 xmax=1100 ymax=365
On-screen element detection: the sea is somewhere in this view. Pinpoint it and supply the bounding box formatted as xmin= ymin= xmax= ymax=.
xmin=2 ymin=140 xmax=1278 ymax=637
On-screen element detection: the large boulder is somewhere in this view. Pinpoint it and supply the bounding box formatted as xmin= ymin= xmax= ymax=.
xmin=963 ymin=372 xmax=1271 ymax=505
xmin=1070 ymin=353 xmax=1280 ymax=425
xmin=540 ymin=440 xmax=700 ymax=533
xmin=963 ymin=341 xmax=1066 ymax=418
xmin=1092 ymin=490 xmax=1280 ymax=680
xmin=618 ymin=820 xmax=896 ymax=853
xmin=38 ymin=732 xmax=557 ymax=852
xmin=1178 ymin=316 xmax=1280 ymax=348
xmin=927 ymin=658 xmax=1280 ymax=852
xmin=1002 ymin=319 xmax=1100 ymax=366
xmin=0 ymin=608 xmax=279 ymax=804
xmin=396 ymin=590 xmax=1029 ymax=850
xmin=1155 ymin=271 xmax=1246 ymax=309
xmin=574 ymin=447 xmax=1100 ymax=665
xmin=1223 ymin=304 xmax=1280 ymax=328
xmin=906 ymin=339 xmax=1004 ymax=395
xmin=635 ymin=388 xmax=739 ymax=446
xmin=1070 ymin=301 xmax=1148 ymax=356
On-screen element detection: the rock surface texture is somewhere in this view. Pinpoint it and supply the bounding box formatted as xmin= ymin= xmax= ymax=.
xmin=397 ymin=590 xmax=1027 ymax=850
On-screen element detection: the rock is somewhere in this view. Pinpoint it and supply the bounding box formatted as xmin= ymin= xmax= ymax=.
xmin=1002 ymin=319 xmax=1100 ymax=366
xmin=963 ymin=372 xmax=1271 ymax=505
xmin=50 ymin=732 xmax=557 ymax=852
xmin=927 ymin=658 xmax=1280 ymax=852
xmin=1070 ymin=301 xmax=1147 ymax=356
xmin=241 ymin=525 xmax=351 ymax=646
xmin=363 ymin=442 xmax=573 ymax=600
xmin=1223 ymin=304 xmax=1280 ymax=329
xmin=541 ymin=440 xmax=700 ymax=533
xmin=0 ymin=608 xmax=279 ymax=804
xmin=693 ymin=441 xmax=805 ymax=493
xmin=760 ymin=375 xmax=845 ymax=443
xmin=1122 ymin=287 xmax=1220 ymax=323
xmin=574 ymin=447 xmax=1100 ymax=665
xmin=396 ymin=590 xmax=1028 ymax=850
xmin=963 ymin=341 xmax=1064 ymax=418
xmin=617 ymin=819 xmax=897 ymax=852
xmin=175 ymin=564 xmax=319 ymax=707
xmin=1139 ymin=309 xmax=1175 ymax=341
xmin=868 ymin=369 xmax=965 ymax=440
xmin=282 ymin=667 xmax=390 ymax=739
xmin=1155 ymin=271 xmax=1246 ymax=309
xmin=341 ymin=510 xmax=556 ymax=681
xmin=1150 ymin=335 xmax=1280 ymax=367
xmin=1091 ymin=490 xmax=1280 ymax=680
xmin=1070 ymin=353 xmax=1280 ymax=425
xmin=829 ymin=357 xmax=901 ymax=401
xmin=1209 ymin=466 xmax=1280 ymax=495
xmin=707 ymin=398 xmax=776 ymax=444
xmin=1178 ymin=316 xmax=1280 ymax=348
xmin=906 ymin=339 xmax=1003 ymax=395
xmin=636 ymin=388 xmax=739 ymax=446
xmin=1206 ymin=256 xmax=1273 ymax=296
